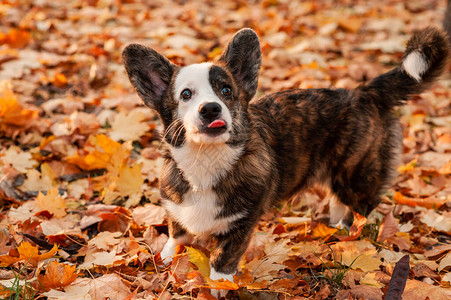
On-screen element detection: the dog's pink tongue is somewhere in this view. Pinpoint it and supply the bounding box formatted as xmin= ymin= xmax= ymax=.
xmin=208 ymin=120 xmax=226 ymax=128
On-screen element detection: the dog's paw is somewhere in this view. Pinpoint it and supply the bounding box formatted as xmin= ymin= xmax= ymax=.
xmin=209 ymin=267 xmax=234 ymax=299
xmin=329 ymin=218 xmax=351 ymax=231
xmin=160 ymin=238 xmax=176 ymax=264
xmin=209 ymin=267 xmax=234 ymax=282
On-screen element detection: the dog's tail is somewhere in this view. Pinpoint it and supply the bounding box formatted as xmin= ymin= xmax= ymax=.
xmin=356 ymin=27 xmax=449 ymax=110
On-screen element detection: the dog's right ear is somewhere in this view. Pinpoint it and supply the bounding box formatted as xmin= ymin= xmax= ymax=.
xmin=122 ymin=44 xmax=177 ymax=110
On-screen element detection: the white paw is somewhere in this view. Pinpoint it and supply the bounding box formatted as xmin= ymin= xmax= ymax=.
xmin=329 ymin=218 xmax=351 ymax=230
xmin=209 ymin=267 xmax=235 ymax=299
xmin=160 ymin=237 xmax=176 ymax=264
xmin=328 ymin=196 xmax=351 ymax=229
xmin=209 ymin=267 xmax=234 ymax=282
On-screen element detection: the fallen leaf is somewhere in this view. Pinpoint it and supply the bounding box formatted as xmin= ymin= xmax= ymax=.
xmin=0 ymin=242 xmax=58 ymax=267
xmin=0 ymin=29 xmax=31 ymax=48
xmin=1 ymin=146 xmax=37 ymax=173
xmin=36 ymin=188 xmax=66 ymax=218
xmin=338 ymin=16 xmax=362 ymax=33
xmin=402 ymin=279 xmax=451 ymax=300
xmin=394 ymin=192 xmax=446 ymax=209
xmin=346 ymin=285 xmax=383 ymax=300
xmin=438 ymin=252 xmax=451 ymax=272
xmin=385 ymin=255 xmax=409 ymax=299
xmin=89 ymin=231 xmax=122 ymax=251
xmin=109 ymin=109 xmax=150 ymax=142
xmin=186 ymin=246 xmax=210 ymax=278
xmin=420 ymin=210 xmax=451 ymax=233
xmin=360 ymin=272 xmax=384 ymax=288
xmin=377 ymin=210 xmax=399 ymax=242
xmin=312 ymin=222 xmax=338 ymax=239
xmin=131 ymin=203 xmax=166 ymax=226
xmin=0 ymin=82 xmax=37 ymax=126
xmin=38 ymin=261 xmax=78 ymax=290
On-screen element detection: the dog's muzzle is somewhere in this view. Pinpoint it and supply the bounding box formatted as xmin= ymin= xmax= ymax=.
xmin=198 ymin=102 xmax=227 ymax=136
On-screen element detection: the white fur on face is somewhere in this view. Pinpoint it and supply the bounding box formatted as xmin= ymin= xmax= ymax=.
xmin=174 ymin=63 xmax=233 ymax=144
xmin=402 ymin=51 xmax=428 ymax=82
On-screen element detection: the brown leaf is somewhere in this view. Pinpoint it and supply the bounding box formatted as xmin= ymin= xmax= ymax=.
xmin=335 ymin=212 xmax=366 ymax=241
xmin=402 ymin=279 xmax=451 ymax=300
xmin=385 ymin=255 xmax=409 ymax=300
xmin=377 ymin=210 xmax=400 ymax=242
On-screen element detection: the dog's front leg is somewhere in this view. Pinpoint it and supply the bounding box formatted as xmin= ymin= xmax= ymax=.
xmin=160 ymin=217 xmax=192 ymax=264
xmin=209 ymin=224 xmax=253 ymax=298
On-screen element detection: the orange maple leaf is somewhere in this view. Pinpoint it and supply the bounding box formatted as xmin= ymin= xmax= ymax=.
xmin=18 ymin=242 xmax=58 ymax=267
xmin=0 ymin=83 xmax=38 ymax=126
xmin=65 ymin=134 xmax=126 ymax=170
xmin=38 ymin=261 xmax=78 ymax=290
xmin=0 ymin=29 xmax=31 ymax=48
xmin=0 ymin=242 xmax=58 ymax=267
xmin=311 ymin=223 xmax=338 ymax=239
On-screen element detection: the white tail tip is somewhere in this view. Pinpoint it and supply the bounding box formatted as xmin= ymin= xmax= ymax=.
xmin=402 ymin=51 xmax=428 ymax=81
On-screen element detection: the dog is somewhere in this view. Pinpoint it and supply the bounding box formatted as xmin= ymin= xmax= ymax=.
xmin=122 ymin=27 xmax=448 ymax=291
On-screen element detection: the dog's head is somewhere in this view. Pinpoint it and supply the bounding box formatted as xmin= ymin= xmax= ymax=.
xmin=122 ymin=29 xmax=261 ymax=146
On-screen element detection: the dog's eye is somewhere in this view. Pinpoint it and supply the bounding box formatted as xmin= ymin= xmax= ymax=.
xmin=181 ymin=89 xmax=192 ymax=100
xmin=221 ymin=86 xmax=232 ymax=96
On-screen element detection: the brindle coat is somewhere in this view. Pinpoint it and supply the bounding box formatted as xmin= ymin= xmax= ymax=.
xmin=123 ymin=28 xmax=448 ymax=277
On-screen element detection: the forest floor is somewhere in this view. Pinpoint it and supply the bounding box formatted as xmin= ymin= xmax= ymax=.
xmin=0 ymin=0 xmax=451 ymax=299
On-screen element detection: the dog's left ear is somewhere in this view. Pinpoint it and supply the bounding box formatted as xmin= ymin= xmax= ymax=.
xmin=219 ymin=28 xmax=262 ymax=99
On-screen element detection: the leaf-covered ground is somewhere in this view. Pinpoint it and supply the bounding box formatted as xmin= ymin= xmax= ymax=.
xmin=1 ymin=0 xmax=451 ymax=299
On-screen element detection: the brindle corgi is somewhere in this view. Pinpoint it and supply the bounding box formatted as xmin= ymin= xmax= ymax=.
xmin=122 ymin=27 xmax=448 ymax=291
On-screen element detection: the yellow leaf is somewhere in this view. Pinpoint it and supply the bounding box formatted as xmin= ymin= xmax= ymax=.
xmin=116 ymin=164 xmax=143 ymax=197
xmin=65 ymin=134 xmax=127 ymax=170
xmin=345 ymin=254 xmax=381 ymax=272
xmin=312 ymin=223 xmax=338 ymax=239
xmin=41 ymin=162 xmax=57 ymax=181
xmin=96 ymin=134 xmax=121 ymax=155
xmin=36 ymin=188 xmax=66 ymax=218
xmin=16 ymin=242 xmax=58 ymax=267
xmin=185 ymin=246 xmax=210 ymax=278
xmin=397 ymin=157 xmax=418 ymax=173
xmin=360 ymin=272 xmax=384 ymax=288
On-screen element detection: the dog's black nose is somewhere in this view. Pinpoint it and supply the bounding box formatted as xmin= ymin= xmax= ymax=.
xmin=199 ymin=102 xmax=222 ymax=120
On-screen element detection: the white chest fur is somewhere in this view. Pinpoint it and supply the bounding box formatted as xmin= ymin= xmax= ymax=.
xmin=163 ymin=189 xmax=243 ymax=235
xmin=171 ymin=142 xmax=243 ymax=189
xmin=165 ymin=142 xmax=244 ymax=235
